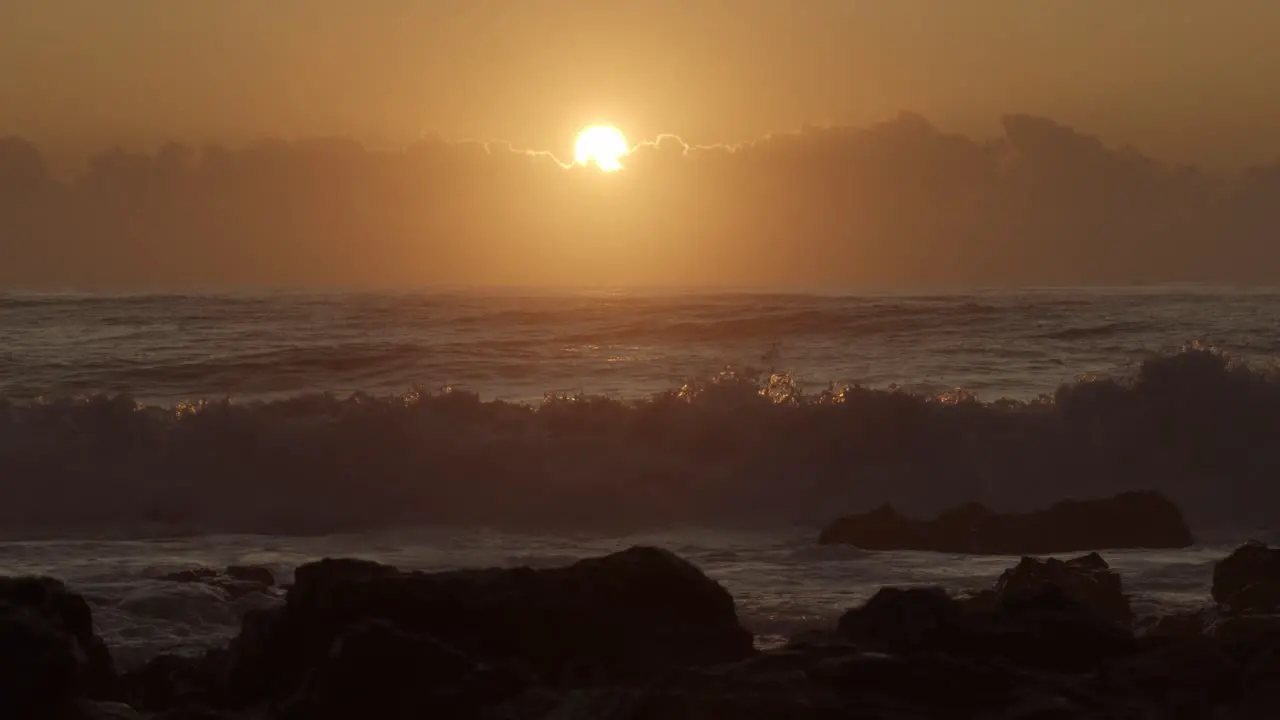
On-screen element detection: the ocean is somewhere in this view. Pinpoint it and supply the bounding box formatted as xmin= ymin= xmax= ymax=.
xmin=1 ymin=287 xmax=1278 ymax=667
xmin=6 ymin=286 xmax=1280 ymax=405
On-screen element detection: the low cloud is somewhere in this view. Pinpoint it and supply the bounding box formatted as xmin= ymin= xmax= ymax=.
xmin=3 ymin=113 xmax=1279 ymax=289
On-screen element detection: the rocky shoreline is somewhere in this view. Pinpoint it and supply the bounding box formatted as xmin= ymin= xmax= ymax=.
xmin=3 ymin=542 xmax=1279 ymax=719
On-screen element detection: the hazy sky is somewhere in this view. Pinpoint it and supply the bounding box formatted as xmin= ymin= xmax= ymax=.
xmin=4 ymin=1 xmax=1280 ymax=167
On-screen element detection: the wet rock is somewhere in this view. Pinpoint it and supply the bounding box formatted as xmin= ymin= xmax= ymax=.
xmin=994 ymin=552 xmax=1133 ymax=627
xmin=224 ymin=566 xmax=274 ymax=588
xmin=1213 ymin=541 xmax=1280 ymax=614
xmin=0 ymin=576 xmax=118 ymax=718
xmin=226 ymin=546 xmax=754 ymax=706
xmin=158 ymin=569 xmax=222 ymax=584
xmin=158 ymin=566 xmax=274 ymax=601
xmin=818 ymin=490 xmax=1194 ymax=554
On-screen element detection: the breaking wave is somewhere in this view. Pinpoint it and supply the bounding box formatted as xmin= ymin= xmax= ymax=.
xmin=3 ymin=347 xmax=1280 ymax=536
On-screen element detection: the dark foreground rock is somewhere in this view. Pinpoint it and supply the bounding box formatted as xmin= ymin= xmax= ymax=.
xmin=992 ymin=552 xmax=1133 ymax=626
xmin=818 ymin=489 xmax=1195 ymax=554
xmin=0 ymin=577 xmax=118 ymax=719
xmin=538 ymin=627 xmax=1280 ymax=719
xmin=120 ymin=650 xmax=229 ymax=714
xmin=1213 ymin=540 xmax=1280 ymax=614
xmin=172 ymin=546 xmax=752 ymax=717
xmin=837 ymin=583 xmax=1137 ymax=673
xmin=17 ymin=544 xmax=1280 ymax=719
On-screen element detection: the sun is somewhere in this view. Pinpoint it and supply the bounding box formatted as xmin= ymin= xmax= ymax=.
xmin=573 ymin=125 xmax=629 ymax=172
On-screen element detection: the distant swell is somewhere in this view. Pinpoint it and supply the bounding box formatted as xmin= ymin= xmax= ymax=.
xmin=1036 ymin=321 xmax=1144 ymax=340
xmin=2 ymin=348 xmax=1279 ymax=536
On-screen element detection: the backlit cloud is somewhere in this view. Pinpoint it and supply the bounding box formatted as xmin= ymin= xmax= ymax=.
xmin=2 ymin=113 xmax=1279 ymax=289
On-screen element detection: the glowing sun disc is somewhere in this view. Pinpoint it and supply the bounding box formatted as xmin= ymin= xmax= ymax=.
xmin=574 ymin=125 xmax=629 ymax=171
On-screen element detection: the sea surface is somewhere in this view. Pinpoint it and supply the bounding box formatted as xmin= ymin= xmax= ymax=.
xmin=4 ymin=286 xmax=1280 ymax=405
xmin=1 ymin=286 xmax=1279 ymax=666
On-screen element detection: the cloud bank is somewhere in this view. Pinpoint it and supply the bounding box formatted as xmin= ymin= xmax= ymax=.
xmin=3 ymin=113 xmax=1280 ymax=289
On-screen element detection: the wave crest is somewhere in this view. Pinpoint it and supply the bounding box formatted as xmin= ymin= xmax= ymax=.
xmin=2 ymin=348 xmax=1279 ymax=536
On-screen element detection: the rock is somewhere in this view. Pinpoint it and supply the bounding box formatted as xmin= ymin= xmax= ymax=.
xmin=1213 ymin=541 xmax=1280 ymax=613
xmin=1221 ymin=582 xmax=1280 ymax=616
xmin=280 ymin=618 xmax=524 ymax=719
xmin=836 ymin=586 xmax=967 ymax=652
xmin=69 ymin=701 xmax=145 ymax=719
xmin=0 ymin=577 xmax=118 ymax=718
xmin=982 ymin=584 xmax=1137 ymax=672
xmin=120 ymin=650 xmax=227 ymax=713
xmin=226 ymin=546 xmax=754 ymax=707
xmin=818 ymin=490 xmax=1194 ymax=554
xmin=224 ymin=566 xmax=274 ymax=587
xmin=1206 ymin=614 xmax=1280 ymax=644
xmin=1137 ymin=608 xmax=1214 ymax=638
xmin=158 ymin=566 xmax=274 ymax=601
xmin=783 ymin=629 xmax=851 ymax=651
xmin=153 ymin=709 xmax=229 ymax=720
xmin=993 ymin=553 xmax=1133 ymax=627
xmin=544 ymin=645 xmax=1076 ymax=720
xmin=816 ymin=504 xmax=915 ymax=549
xmin=836 ymin=551 xmax=1142 ymax=674
xmin=835 ymin=582 xmax=1135 ymax=673
xmin=159 ymin=569 xmax=222 ymax=584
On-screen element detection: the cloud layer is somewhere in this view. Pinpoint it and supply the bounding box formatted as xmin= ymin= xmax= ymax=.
xmin=3 ymin=113 xmax=1280 ymax=289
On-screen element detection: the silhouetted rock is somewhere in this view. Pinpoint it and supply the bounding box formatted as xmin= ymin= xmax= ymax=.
xmin=837 ymin=586 xmax=967 ymax=652
xmin=120 ymin=650 xmax=227 ymax=713
xmin=984 ymin=584 xmax=1138 ymax=673
xmin=1207 ymin=614 xmax=1280 ymax=644
xmin=0 ymin=577 xmax=118 ymax=719
xmin=994 ymin=552 xmax=1133 ymax=626
xmin=224 ymin=566 xmax=275 ymax=587
xmin=835 ymin=582 xmax=1135 ymax=673
xmin=1138 ymin=608 xmax=1215 ymax=638
xmin=22 ymin=548 xmax=1280 ymax=718
xmin=539 ymin=648 xmax=1050 ymax=720
xmin=1213 ymin=541 xmax=1280 ymax=614
xmin=67 ymin=701 xmax=145 ymax=719
xmin=279 ymin=618 xmax=525 ymax=719
xmin=158 ymin=569 xmax=221 ymax=584
xmin=225 ymin=546 xmax=753 ymax=707
xmin=157 ymin=566 xmax=274 ymax=601
xmin=818 ymin=490 xmax=1194 ymax=554
xmin=552 ymin=618 xmax=1280 ymax=719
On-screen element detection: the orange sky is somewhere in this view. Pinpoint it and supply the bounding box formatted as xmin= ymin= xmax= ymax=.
xmin=4 ymin=0 xmax=1280 ymax=168
xmin=6 ymin=2 xmax=1280 ymax=289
